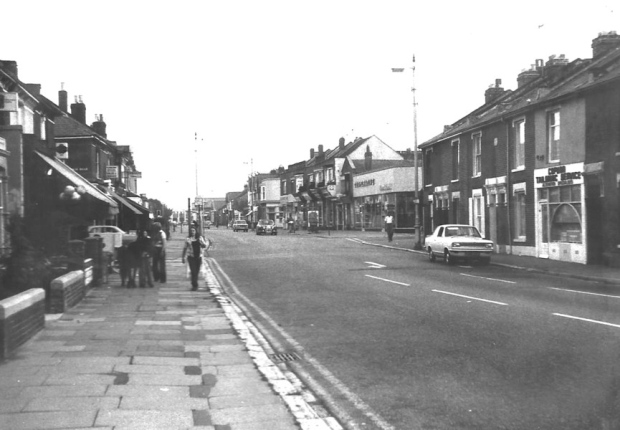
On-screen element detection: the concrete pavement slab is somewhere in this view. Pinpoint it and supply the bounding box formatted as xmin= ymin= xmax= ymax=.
xmin=0 ymin=410 xmax=97 ymax=430
xmin=209 ymin=403 xmax=296 ymax=426
xmin=19 ymin=385 xmax=108 ymax=397
xmin=95 ymin=409 xmax=194 ymax=429
xmin=23 ymin=396 xmax=120 ymax=412
xmin=127 ymin=373 xmax=203 ymax=386
xmin=119 ymin=396 xmax=210 ymax=410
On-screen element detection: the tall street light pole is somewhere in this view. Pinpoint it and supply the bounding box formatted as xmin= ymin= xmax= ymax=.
xmin=393 ymin=55 xmax=422 ymax=250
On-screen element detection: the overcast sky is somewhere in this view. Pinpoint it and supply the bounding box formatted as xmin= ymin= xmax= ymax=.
xmin=4 ymin=1 xmax=617 ymax=210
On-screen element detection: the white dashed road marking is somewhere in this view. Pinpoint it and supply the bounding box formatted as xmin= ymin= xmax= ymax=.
xmin=553 ymin=313 xmax=620 ymax=329
xmin=365 ymin=275 xmax=410 ymax=286
xmin=461 ymin=273 xmax=517 ymax=284
xmin=432 ymin=289 xmax=508 ymax=306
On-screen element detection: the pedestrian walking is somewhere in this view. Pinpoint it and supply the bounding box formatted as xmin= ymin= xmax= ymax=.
xmin=181 ymin=226 xmax=208 ymax=291
xmin=384 ymin=211 xmax=395 ymax=242
xmin=151 ymin=222 xmax=167 ymax=283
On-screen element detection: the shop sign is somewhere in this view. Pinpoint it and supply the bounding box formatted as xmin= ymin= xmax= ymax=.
xmin=106 ymin=166 xmax=119 ymax=179
xmin=354 ymin=178 xmax=375 ymax=188
xmin=535 ymin=164 xmax=583 ymax=188
xmin=379 ymin=183 xmax=393 ymax=191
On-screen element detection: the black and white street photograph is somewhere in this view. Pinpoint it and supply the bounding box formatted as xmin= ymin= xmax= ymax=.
xmin=0 ymin=1 xmax=619 ymax=429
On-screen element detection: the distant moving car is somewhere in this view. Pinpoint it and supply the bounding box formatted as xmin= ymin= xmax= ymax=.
xmin=256 ymin=219 xmax=277 ymax=235
xmin=232 ymin=220 xmax=249 ymax=232
xmin=88 ymin=225 xmax=136 ymax=253
xmin=426 ymin=224 xmax=493 ymax=265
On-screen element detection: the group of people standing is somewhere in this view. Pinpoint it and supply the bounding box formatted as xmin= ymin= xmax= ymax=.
xmin=125 ymin=221 xmax=210 ymax=291
xmin=123 ymin=222 xmax=167 ymax=289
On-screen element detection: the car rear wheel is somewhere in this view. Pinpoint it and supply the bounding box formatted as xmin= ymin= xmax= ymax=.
xmin=444 ymin=250 xmax=454 ymax=265
xmin=428 ymin=247 xmax=436 ymax=262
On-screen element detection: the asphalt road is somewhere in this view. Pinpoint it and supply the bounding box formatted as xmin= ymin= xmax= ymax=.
xmin=205 ymin=227 xmax=620 ymax=430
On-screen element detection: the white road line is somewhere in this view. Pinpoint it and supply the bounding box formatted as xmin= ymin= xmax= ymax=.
xmin=553 ymin=313 xmax=620 ymax=329
xmin=365 ymin=274 xmax=410 ymax=286
xmin=432 ymin=289 xmax=508 ymax=306
xmin=548 ymin=287 xmax=620 ymax=299
xmin=365 ymin=261 xmax=386 ymax=269
xmin=461 ymin=273 xmax=517 ymax=284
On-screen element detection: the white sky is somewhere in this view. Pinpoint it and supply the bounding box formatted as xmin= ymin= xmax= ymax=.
xmin=3 ymin=1 xmax=617 ymax=210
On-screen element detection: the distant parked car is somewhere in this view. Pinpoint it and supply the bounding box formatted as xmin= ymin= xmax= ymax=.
xmin=232 ymin=220 xmax=249 ymax=232
xmin=426 ymin=224 xmax=493 ymax=265
xmin=256 ymin=219 xmax=277 ymax=235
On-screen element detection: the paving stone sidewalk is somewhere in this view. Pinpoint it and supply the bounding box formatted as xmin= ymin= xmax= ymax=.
xmin=0 ymin=238 xmax=300 ymax=430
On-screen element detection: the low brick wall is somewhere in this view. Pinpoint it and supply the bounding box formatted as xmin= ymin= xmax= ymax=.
xmin=0 ymin=288 xmax=46 ymax=360
xmin=49 ymin=270 xmax=85 ymax=314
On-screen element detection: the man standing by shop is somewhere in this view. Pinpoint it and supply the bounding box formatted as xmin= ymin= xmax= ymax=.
xmin=384 ymin=211 xmax=395 ymax=242
xmin=152 ymin=222 xmax=167 ymax=283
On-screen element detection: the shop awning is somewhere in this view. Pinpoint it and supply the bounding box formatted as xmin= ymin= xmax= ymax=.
xmin=35 ymin=151 xmax=118 ymax=208
xmin=108 ymin=189 xmax=142 ymax=215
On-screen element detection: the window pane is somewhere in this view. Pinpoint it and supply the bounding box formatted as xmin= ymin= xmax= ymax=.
xmin=560 ymin=186 xmax=571 ymax=202
xmin=571 ymin=185 xmax=581 ymax=202
xmin=549 ymin=188 xmax=560 ymax=202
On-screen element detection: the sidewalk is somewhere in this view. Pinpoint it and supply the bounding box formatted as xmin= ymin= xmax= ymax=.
xmin=294 ymin=228 xmax=620 ymax=287
xmin=0 ymin=231 xmax=338 ymax=430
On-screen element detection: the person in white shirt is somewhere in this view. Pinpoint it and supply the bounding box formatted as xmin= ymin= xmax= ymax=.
xmin=152 ymin=222 xmax=167 ymax=283
xmin=384 ymin=212 xmax=395 ymax=242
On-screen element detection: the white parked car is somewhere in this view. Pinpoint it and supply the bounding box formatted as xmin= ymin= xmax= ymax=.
xmin=426 ymin=224 xmax=493 ymax=265
xmin=88 ymin=225 xmax=135 ymax=253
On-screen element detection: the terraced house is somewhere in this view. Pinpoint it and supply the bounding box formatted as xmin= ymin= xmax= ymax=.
xmin=420 ymin=31 xmax=620 ymax=266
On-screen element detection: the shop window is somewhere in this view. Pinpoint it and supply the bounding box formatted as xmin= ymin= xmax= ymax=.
xmin=539 ymin=184 xmax=582 ymax=244
xmin=551 ymin=204 xmax=581 ymax=242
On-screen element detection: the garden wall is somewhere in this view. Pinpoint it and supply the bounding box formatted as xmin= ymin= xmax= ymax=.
xmin=0 ymin=288 xmax=45 ymax=360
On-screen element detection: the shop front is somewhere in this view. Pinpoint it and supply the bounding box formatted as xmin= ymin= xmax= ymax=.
xmin=535 ymin=162 xmax=586 ymax=264
xmin=352 ymin=167 xmax=417 ymax=231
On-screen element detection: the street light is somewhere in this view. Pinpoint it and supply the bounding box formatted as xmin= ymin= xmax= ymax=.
xmin=393 ymin=55 xmax=422 ymax=250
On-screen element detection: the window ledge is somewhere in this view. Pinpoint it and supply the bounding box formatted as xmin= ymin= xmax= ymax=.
xmin=451 ymin=179 xmax=459 ymax=183
xmin=514 ymin=238 xmax=527 ymax=243
xmin=472 ymin=174 xmax=482 ymax=178
xmin=512 ymin=167 xmax=525 ymax=172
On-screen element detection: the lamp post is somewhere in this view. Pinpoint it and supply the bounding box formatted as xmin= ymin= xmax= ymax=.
xmin=393 ymin=55 xmax=422 ymax=250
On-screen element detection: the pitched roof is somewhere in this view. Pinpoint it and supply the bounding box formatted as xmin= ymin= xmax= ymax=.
xmin=421 ymin=46 xmax=620 ymax=148
xmin=54 ymin=114 xmax=116 ymax=145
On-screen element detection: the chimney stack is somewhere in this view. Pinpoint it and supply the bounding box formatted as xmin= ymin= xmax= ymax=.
xmin=70 ymin=95 xmax=86 ymax=124
xmin=59 ymin=83 xmax=68 ymax=112
xmin=339 ymin=137 xmax=345 ymax=150
xmin=310 ymin=148 xmax=315 ymax=158
xmin=318 ymin=144 xmax=323 ymax=154
xmin=91 ymin=114 xmax=107 ymax=138
xmin=592 ymin=31 xmax=620 ymax=58
xmin=484 ymin=79 xmax=505 ymax=104
xmin=364 ymin=145 xmax=372 ymax=171
xmin=517 ymin=60 xmax=543 ymax=87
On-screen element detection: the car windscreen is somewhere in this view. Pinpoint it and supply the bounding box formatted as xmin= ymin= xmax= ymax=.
xmin=446 ymin=226 xmax=481 ymax=237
